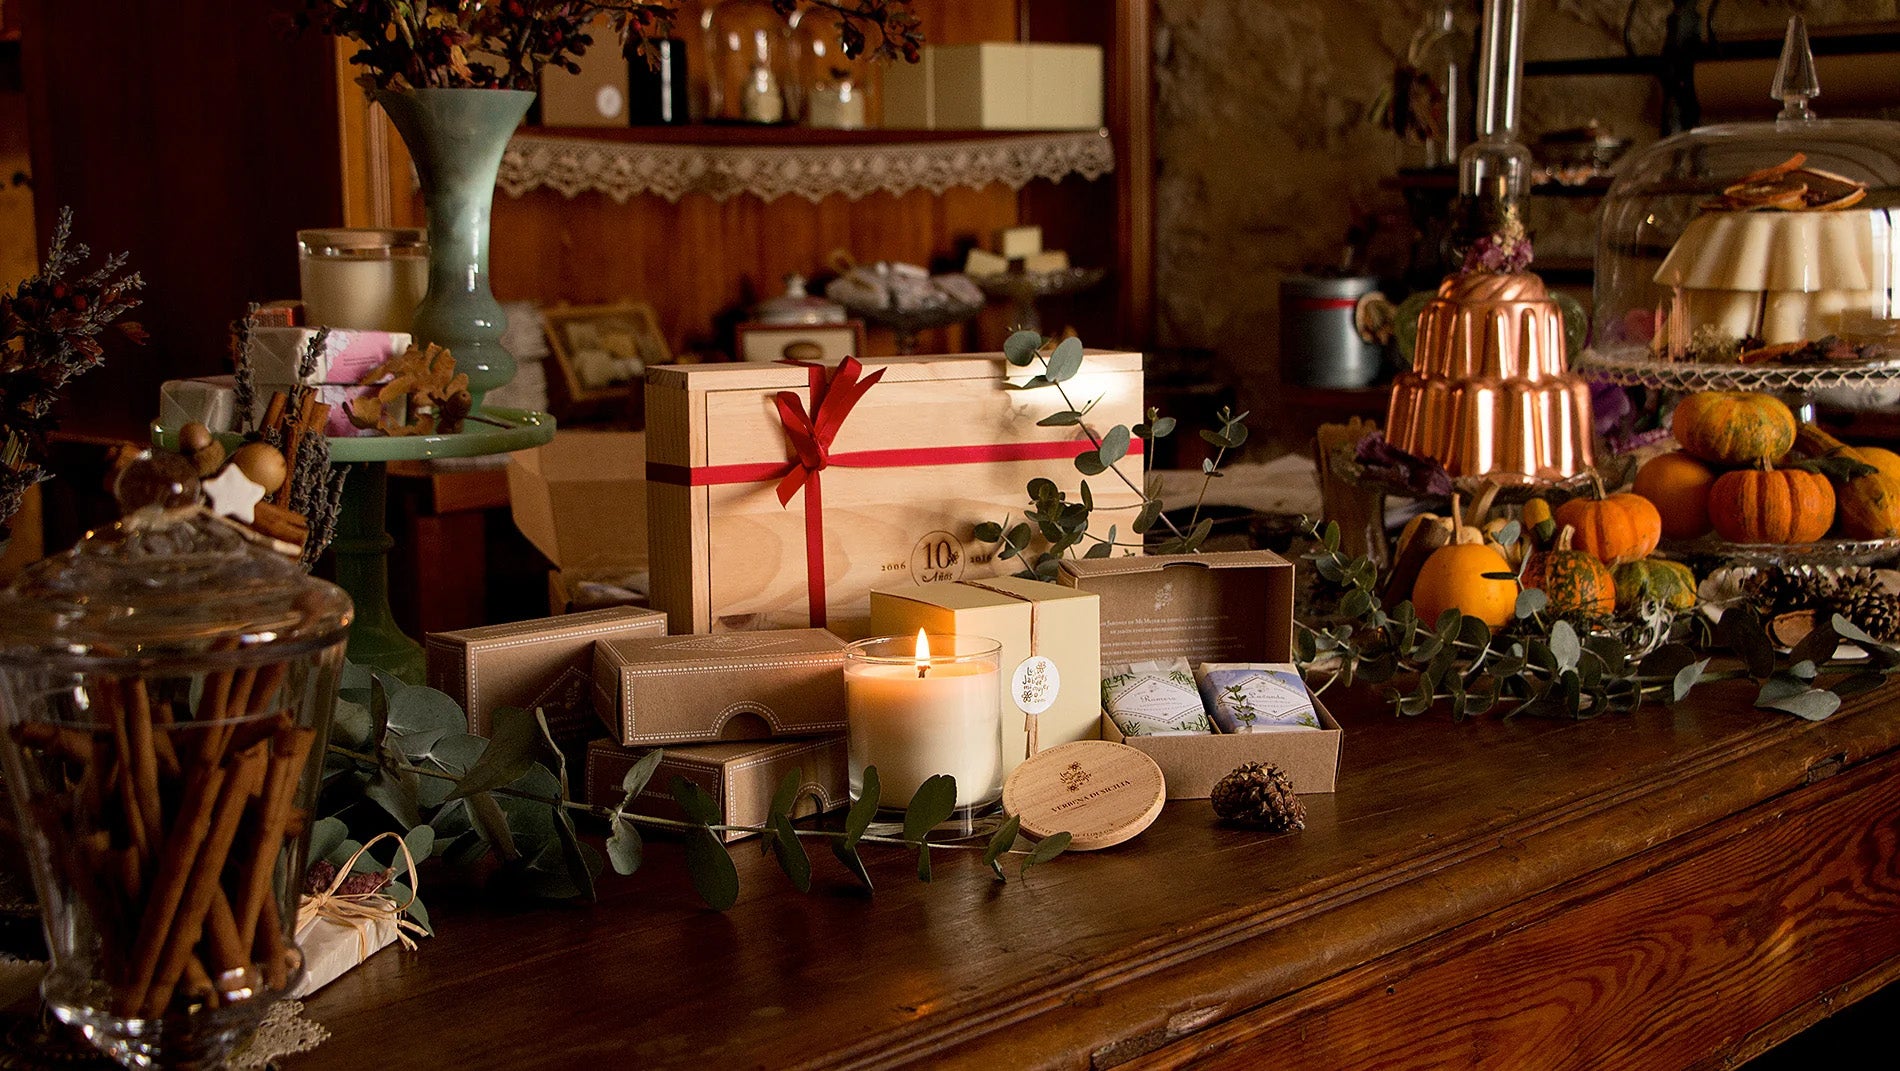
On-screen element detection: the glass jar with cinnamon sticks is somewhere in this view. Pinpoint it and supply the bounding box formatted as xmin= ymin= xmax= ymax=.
xmin=0 ymin=454 xmax=352 ymax=1069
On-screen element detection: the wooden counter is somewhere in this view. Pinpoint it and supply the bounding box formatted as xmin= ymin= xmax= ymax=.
xmin=299 ymin=679 xmax=1900 ymax=1069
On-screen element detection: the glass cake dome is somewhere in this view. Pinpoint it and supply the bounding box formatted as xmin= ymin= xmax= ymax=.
xmin=1588 ymin=18 xmax=1900 ymax=379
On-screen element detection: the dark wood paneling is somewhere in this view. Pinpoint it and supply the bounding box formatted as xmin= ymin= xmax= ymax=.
xmin=20 ymin=0 xmax=343 ymax=439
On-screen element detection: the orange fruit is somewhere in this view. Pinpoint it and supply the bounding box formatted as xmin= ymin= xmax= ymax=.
xmin=1633 ymin=451 xmax=1716 ymax=541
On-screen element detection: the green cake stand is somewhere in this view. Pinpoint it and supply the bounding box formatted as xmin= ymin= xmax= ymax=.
xmin=154 ymin=407 xmax=556 ymax=683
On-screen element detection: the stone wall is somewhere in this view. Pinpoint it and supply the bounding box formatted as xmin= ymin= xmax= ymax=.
xmin=1153 ymin=0 xmax=1896 ymax=437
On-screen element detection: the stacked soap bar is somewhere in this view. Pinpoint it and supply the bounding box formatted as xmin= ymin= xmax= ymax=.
xmin=964 ymin=226 xmax=1072 ymax=278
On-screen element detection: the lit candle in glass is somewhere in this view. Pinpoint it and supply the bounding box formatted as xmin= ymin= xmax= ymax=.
xmin=297 ymin=228 xmax=429 ymax=333
xmin=845 ymin=631 xmax=1003 ymax=832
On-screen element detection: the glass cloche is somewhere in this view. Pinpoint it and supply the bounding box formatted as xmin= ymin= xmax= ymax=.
xmin=1587 ymin=18 xmax=1900 ymax=388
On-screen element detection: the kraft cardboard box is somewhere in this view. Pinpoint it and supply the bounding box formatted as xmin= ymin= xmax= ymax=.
xmin=869 ymin=577 xmax=1100 ymax=777
xmin=425 ymin=606 xmax=667 ymax=744
xmin=585 ymin=736 xmax=849 ymax=844
xmin=508 ymin=430 xmax=649 ymax=615
xmin=1057 ymin=550 xmax=1341 ymax=799
xmin=592 ymin=629 xmax=849 ymax=746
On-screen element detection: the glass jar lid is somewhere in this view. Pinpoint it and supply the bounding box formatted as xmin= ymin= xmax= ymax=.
xmin=296 ymin=228 xmax=427 ymax=259
xmin=0 ymin=456 xmax=353 ymax=668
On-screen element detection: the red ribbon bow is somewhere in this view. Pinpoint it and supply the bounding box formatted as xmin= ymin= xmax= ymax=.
xmin=772 ymin=357 xmax=886 ymax=508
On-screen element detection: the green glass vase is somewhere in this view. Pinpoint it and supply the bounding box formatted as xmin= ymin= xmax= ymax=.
xmin=375 ymin=87 xmax=534 ymax=410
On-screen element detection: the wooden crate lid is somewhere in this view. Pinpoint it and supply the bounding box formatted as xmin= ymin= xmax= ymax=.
xmin=1002 ymin=739 xmax=1165 ymax=851
xmin=646 ymin=350 xmax=1143 ymax=392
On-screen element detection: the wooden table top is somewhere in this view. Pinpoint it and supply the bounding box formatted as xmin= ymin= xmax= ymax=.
xmin=298 ymin=680 xmax=1900 ymax=1070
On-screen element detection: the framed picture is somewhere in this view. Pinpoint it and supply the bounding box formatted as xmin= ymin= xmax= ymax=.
xmin=735 ymin=320 xmax=867 ymax=364
xmin=542 ymin=302 xmax=671 ymax=419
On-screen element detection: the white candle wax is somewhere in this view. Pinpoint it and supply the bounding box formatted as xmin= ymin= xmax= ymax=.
xmin=847 ymin=659 xmax=1001 ymax=809
xmin=299 ymin=250 xmax=429 ymax=333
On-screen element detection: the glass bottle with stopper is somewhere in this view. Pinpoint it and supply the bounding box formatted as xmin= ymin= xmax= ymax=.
xmin=1397 ymin=0 xmax=1473 ymax=170
xmin=1456 ymin=0 xmax=1533 ymax=240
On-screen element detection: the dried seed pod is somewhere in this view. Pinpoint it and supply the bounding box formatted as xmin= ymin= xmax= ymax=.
xmin=230 ymin=443 xmax=287 ymax=495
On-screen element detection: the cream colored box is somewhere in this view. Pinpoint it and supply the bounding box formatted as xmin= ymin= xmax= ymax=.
xmin=882 ymin=46 xmax=934 ymax=128
xmin=585 ymin=736 xmax=848 ymax=844
xmin=1058 ymin=551 xmax=1342 ymax=799
xmin=538 ymin=15 xmax=630 ymax=127
xmin=869 ymin=577 xmax=1101 ymax=777
xmin=1026 ymin=43 xmax=1104 ymax=129
xmin=932 ymin=43 xmax=1033 ymax=129
xmin=425 ymin=606 xmax=668 ymax=744
xmin=592 ymin=629 xmax=849 ymax=746
xmin=643 ymin=351 xmax=1144 ymax=637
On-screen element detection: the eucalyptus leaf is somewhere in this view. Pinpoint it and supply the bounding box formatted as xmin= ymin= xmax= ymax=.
xmin=466 ymin=791 xmax=519 ymax=863
xmin=1717 ymin=605 xmax=1775 ymax=679
xmin=1639 ymin=644 xmax=1696 ymax=681
xmin=1084 ymin=541 xmax=1113 ymax=559
xmin=770 ymin=767 xmax=804 ymax=822
xmin=1148 ymin=416 xmax=1177 ymax=438
xmin=1832 ymin=673 xmax=1887 ymax=698
xmin=620 ymin=749 xmax=667 ymax=801
xmin=331 ymin=699 xmax=373 ymax=749
xmin=1028 ymin=477 xmax=1059 ymax=503
xmin=671 ymin=777 xmax=723 ymax=827
xmin=769 ymin=812 xmax=812 ymax=893
xmin=1099 ymin=425 xmax=1131 ymax=465
xmin=1673 ymin=658 xmax=1710 ymax=702
xmin=843 ymin=767 xmax=878 ymax=846
xmin=364 ymin=759 xmax=423 ymax=829
xmin=447 ymin=705 xmax=540 ymax=802
xmin=684 ymin=827 xmax=740 ymax=910
xmin=974 ymin=521 xmax=1003 ymax=543
xmin=607 ymin=818 xmax=643 ymax=875
xmin=916 ymin=843 xmax=933 ymax=883
xmin=401 ymin=824 xmax=435 ymax=868
xmin=1760 ymin=688 xmax=1840 ymax=722
xmin=829 ymin=840 xmax=873 ymax=892
xmin=983 ymin=815 xmax=1021 ymax=881
xmin=1549 ymin=619 xmax=1581 ymax=672
xmin=1756 ymin=676 xmax=1809 ymax=703
xmin=306 ymin=816 xmax=349 ymax=867
xmin=1514 ymin=587 xmax=1548 ymax=619
xmin=903 ymin=775 xmax=958 ymax=842
xmin=1789 ymin=621 xmax=1840 ymax=670
xmin=1004 ymin=330 xmax=1043 ymax=366
xmin=1074 ymin=450 xmax=1108 ymax=476
xmin=1037 ymin=410 xmax=1084 ymax=427
xmin=1830 ymin=613 xmax=1881 ymax=648
xmin=387 ymin=686 xmax=468 ymax=735
xmin=1047 ymin=337 xmax=1085 ymax=383
xmin=1023 ymin=832 xmax=1071 ymax=869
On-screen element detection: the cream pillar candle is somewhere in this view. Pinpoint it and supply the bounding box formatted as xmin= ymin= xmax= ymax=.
xmin=845 ymin=632 xmax=1003 ymax=814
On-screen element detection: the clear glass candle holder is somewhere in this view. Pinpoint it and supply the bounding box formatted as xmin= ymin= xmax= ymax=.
xmin=844 ymin=633 xmax=1003 ymax=838
xmin=296 ymin=227 xmax=428 ymax=334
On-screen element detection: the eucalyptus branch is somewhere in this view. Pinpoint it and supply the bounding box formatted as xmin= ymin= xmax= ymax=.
xmin=1028 ymin=346 xmax=1188 ymax=542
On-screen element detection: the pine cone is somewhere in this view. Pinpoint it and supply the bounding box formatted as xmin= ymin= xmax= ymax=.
xmin=1829 ymin=587 xmax=1900 ymax=642
xmin=1210 ymin=762 xmax=1306 ymax=833
xmin=1743 ymin=565 xmax=1839 ymax=614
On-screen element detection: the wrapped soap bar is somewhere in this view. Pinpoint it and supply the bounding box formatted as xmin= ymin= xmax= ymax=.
xmin=1101 ymin=658 xmax=1211 ymax=736
xmin=1194 ymin=663 xmax=1321 ymax=734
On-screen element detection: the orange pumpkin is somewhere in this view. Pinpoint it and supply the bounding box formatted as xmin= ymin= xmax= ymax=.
xmin=1708 ymin=465 xmax=1835 ymax=543
xmin=1554 ymin=479 xmax=1663 ymax=565
xmin=1835 ymin=470 xmax=1900 ymax=539
xmin=1672 ymin=392 xmax=1795 ymax=467
xmin=1521 ymin=526 xmax=1615 ymax=618
xmin=1632 ymin=452 xmax=1715 ymax=541
xmin=1410 ymin=531 xmax=1519 ymax=630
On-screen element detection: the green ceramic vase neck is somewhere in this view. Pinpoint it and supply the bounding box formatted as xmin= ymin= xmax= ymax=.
xmin=375 ymin=87 xmax=534 ymax=411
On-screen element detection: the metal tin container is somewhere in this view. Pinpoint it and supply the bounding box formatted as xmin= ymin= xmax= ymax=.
xmin=1280 ymin=275 xmax=1384 ymax=388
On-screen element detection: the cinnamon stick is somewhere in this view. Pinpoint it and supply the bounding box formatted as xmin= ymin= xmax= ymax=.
xmin=182 ymin=956 xmax=217 ymax=1008
xmin=232 ymin=727 xmax=315 ymax=946
xmin=137 ymin=742 xmax=267 ymax=1018
xmin=114 ymin=759 xmax=229 ymax=1016
xmin=122 ymin=679 xmax=164 ymax=858
xmin=260 ymin=392 xmax=289 ymax=438
xmin=256 ymin=892 xmax=291 ymax=992
xmin=98 ymin=682 xmax=151 ymax=864
xmin=202 ymin=889 xmax=248 ymax=979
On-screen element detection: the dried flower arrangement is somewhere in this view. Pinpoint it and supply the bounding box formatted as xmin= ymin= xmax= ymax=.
xmin=293 ymin=0 xmax=923 ymax=92
xmin=0 ymin=209 xmax=145 ymax=541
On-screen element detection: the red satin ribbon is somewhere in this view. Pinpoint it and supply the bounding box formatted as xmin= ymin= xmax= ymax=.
xmin=645 ymin=357 xmax=1141 ymax=627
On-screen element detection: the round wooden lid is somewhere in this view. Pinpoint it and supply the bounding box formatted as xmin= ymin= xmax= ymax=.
xmin=1001 ymin=739 xmax=1166 ymax=851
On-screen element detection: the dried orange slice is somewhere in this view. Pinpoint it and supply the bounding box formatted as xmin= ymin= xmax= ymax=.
xmin=1739 ymin=153 xmax=1807 ymax=185
xmin=1795 ymin=166 xmax=1869 ymax=209
xmin=1722 ymin=178 xmax=1808 ymax=210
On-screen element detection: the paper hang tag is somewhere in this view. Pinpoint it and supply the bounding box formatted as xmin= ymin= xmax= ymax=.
xmin=1012 ymin=656 xmax=1060 ymax=715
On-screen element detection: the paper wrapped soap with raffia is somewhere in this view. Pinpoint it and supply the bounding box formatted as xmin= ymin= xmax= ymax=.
xmin=1386 ymin=271 xmax=1596 ymax=484
xmin=645 ymin=352 xmax=1143 ymax=637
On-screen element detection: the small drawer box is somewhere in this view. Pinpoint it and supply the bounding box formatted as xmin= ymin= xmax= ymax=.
xmin=592 ymin=629 xmax=849 ymax=746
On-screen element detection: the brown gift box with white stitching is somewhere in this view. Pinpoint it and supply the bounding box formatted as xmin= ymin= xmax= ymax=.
xmin=591 ymin=628 xmax=848 ymax=746
xmin=426 ymin=606 xmax=668 ymax=747
xmin=584 ymin=736 xmax=849 ymax=844
xmin=1057 ymin=550 xmax=1342 ymax=799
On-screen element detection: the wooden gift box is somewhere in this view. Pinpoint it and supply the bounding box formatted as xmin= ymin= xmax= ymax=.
xmin=645 ymin=351 xmax=1144 ymax=638
xmin=869 ymin=577 xmax=1100 ymax=778
xmin=591 ymin=629 xmax=848 ymax=746
xmin=584 ymin=736 xmax=849 ymax=844
xmin=1057 ymin=551 xmax=1342 ymax=799
xmin=424 ymin=606 xmax=667 ymax=746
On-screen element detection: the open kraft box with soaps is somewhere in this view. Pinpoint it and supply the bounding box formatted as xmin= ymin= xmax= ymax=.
xmin=1057 ymin=549 xmax=1342 ymax=799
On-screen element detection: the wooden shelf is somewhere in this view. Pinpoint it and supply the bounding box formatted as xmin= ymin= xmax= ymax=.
xmin=528 ymin=124 xmax=1105 ymax=146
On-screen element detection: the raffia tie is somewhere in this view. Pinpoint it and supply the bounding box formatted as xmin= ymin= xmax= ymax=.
xmin=296 ymin=831 xmax=428 ymax=959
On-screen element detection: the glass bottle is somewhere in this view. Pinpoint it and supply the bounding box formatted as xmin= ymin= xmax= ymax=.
xmin=1400 ymin=0 xmax=1473 ymax=169
xmin=793 ymin=6 xmax=881 ymax=130
xmin=701 ymin=0 xmax=796 ymax=124
xmin=1457 ymin=0 xmax=1533 ymax=203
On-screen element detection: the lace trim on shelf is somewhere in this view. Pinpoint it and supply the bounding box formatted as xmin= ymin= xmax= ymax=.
xmin=498 ymin=130 xmax=1116 ymax=204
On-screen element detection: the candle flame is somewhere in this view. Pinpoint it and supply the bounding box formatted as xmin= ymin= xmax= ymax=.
xmin=915 ymin=629 xmax=930 ymax=678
